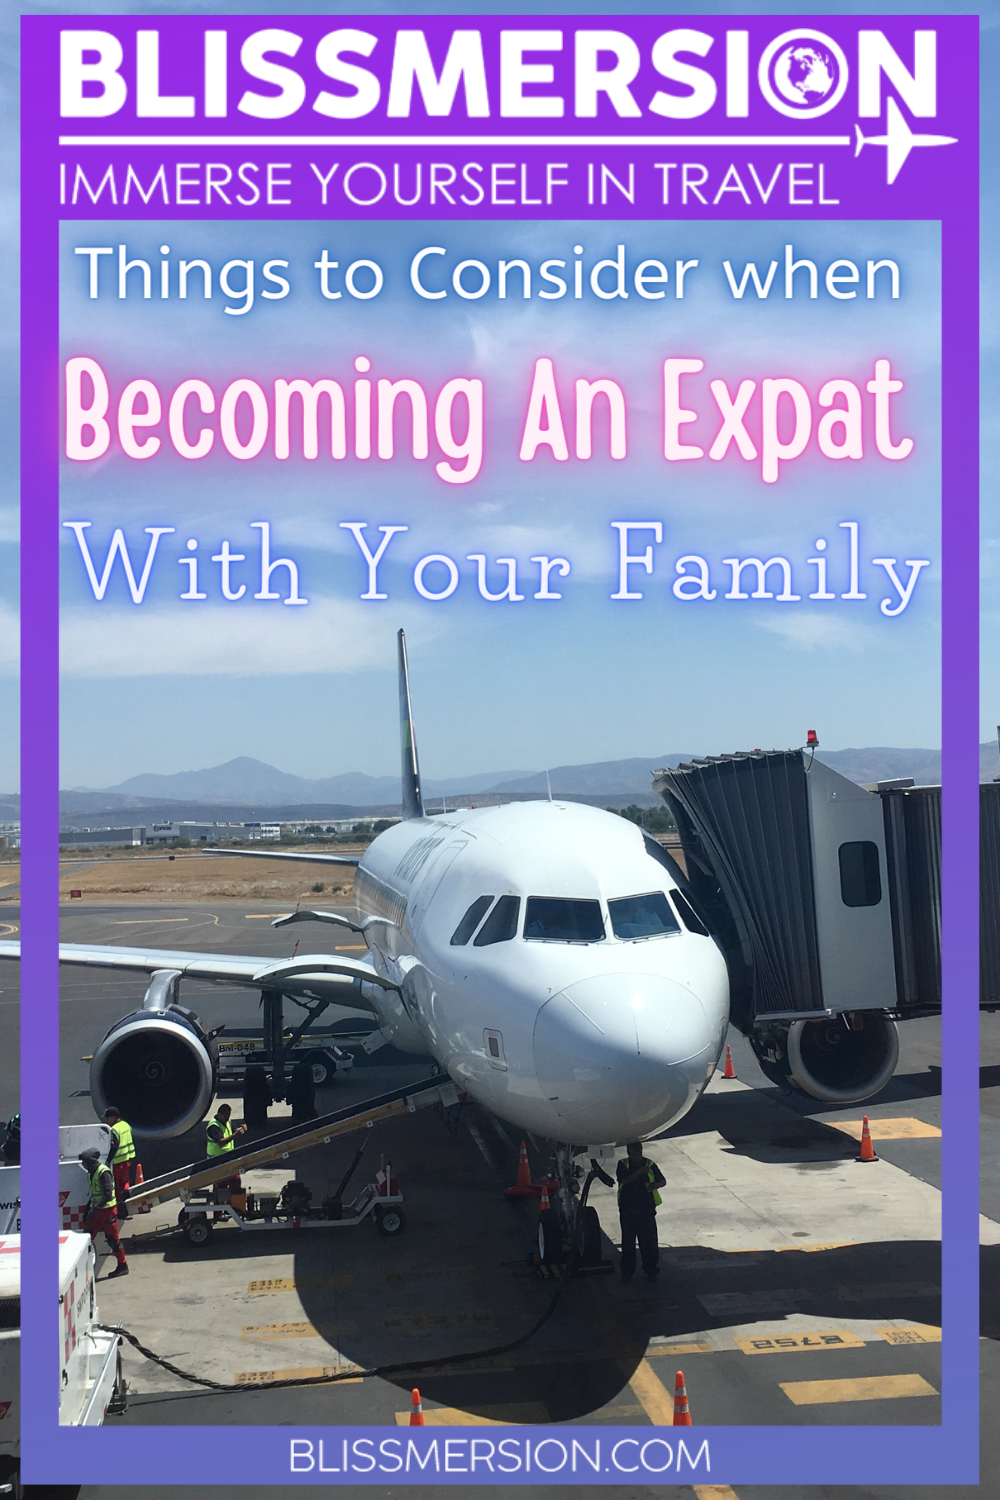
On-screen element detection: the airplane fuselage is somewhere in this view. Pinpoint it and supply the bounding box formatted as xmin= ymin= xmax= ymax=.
xmin=352 ymin=800 xmax=730 ymax=1144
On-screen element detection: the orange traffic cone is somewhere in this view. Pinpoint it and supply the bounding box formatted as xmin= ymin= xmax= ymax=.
xmin=723 ymin=1045 xmax=737 ymax=1080
xmin=409 ymin=1388 xmax=424 ymax=1426
xmin=540 ymin=1183 xmax=550 ymax=1212
xmin=505 ymin=1140 xmax=535 ymax=1199
xmin=134 ymin=1163 xmax=152 ymax=1213
xmin=857 ymin=1116 xmax=878 ymax=1163
xmin=673 ymin=1370 xmax=692 ymax=1425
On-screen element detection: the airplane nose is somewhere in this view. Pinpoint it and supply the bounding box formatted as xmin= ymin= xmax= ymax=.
xmin=533 ymin=972 xmax=718 ymax=1142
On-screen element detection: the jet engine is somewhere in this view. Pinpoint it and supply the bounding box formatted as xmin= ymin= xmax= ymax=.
xmin=89 ymin=969 xmax=217 ymax=1138
xmin=749 ymin=1011 xmax=899 ymax=1105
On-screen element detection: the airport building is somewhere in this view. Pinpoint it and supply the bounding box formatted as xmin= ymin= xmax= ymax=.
xmin=59 ymin=827 xmax=144 ymax=848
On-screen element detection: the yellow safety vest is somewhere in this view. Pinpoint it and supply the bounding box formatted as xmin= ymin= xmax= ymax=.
xmin=88 ymin=1164 xmax=116 ymax=1211
xmin=618 ymin=1163 xmax=662 ymax=1209
xmin=206 ymin=1117 xmax=235 ymax=1156
xmin=110 ymin=1120 xmax=135 ymax=1164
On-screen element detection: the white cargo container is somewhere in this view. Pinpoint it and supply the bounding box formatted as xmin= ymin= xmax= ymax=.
xmin=0 ymin=1237 xmax=19 ymax=1497
xmin=58 ymin=1232 xmax=123 ymax=1427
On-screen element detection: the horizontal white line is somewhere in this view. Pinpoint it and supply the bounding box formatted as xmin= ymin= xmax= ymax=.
xmin=59 ymin=134 xmax=853 ymax=149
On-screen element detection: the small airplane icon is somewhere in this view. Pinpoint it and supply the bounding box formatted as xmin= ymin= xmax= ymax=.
xmin=855 ymin=96 xmax=958 ymax=185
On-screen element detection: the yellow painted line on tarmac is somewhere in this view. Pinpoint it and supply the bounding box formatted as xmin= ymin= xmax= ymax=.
xmin=113 ymin=917 xmax=190 ymax=924
xmin=831 ymin=1117 xmax=941 ymax=1140
xmin=646 ymin=1341 xmax=712 ymax=1357
xmin=241 ymin=1319 xmax=357 ymax=1341
xmin=693 ymin=1488 xmax=741 ymax=1500
xmin=394 ymin=1403 xmax=548 ymax=1426
xmin=627 ymin=1358 xmax=678 ymax=1425
xmin=780 ymin=1372 xmax=937 ymax=1406
xmin=247 ymin=1275 xmax=353 ymax=1294
xmin=0 ymin=924 xmax=17 ymax=937
xmin=876 ymin=1325 xmax=942 ymax=1345
xmin=735 ymin=1330 xmax=864 ymax=1355
xmin=236 ymin=1364 xmax=363 ymax=1385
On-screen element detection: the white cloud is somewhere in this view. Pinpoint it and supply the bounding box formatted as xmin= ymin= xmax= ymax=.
xmin=0 ymin=603 xmax=17 ymax=673
xmin=753 ymin=609 xmax=883 ymax=654
xmin=60 ymin=597 xmax=446 ymax=678
xmin=0 ymin=509 xmax=18 ymax=544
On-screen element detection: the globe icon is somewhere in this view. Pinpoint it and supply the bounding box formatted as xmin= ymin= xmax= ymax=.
xmin=772 ymin=44 xmax=837 ymax=107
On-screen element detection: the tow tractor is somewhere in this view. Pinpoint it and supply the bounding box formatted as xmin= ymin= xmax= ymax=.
xmin=121 ymin=1074 xmax=456 ymax=1248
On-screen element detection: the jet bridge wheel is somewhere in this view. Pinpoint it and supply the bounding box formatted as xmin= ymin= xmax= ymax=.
xmin=374 ymin=1205 xmax=406 ymax=1236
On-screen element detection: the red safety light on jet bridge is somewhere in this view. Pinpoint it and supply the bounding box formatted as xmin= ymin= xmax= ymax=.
xmin=806 ymin=730 xmax=819 ymax=747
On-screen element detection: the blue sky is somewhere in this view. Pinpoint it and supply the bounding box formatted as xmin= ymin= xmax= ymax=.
xmin=3 ymin=0 xmax=995 ymax=790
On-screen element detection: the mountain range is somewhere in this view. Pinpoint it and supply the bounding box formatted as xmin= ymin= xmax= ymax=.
xmin=52 ymin=742 xmax=1000 ymax=819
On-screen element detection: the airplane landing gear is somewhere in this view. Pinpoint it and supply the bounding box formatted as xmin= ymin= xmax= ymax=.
xmin=542 ymin=1146 xmax=611 ymax=1272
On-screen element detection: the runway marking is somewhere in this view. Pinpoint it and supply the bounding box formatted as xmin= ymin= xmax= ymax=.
xmin=693 ymin=1488 xmax=741 ymax=1500
xmin=393 ymin=1403 xmax=548 ymax=1426
xmin=240 ymin=1320 xmax=357 ymax=1340
xmin=384 ymin=1312 xmax=497 ymax=1331
xmin=646 ymin=1341 xmax=712 ymax=1357
xmin=236 ymin=1364 xmax=363 ymax=1385
xmin=247 ymin=1275 xmax=353 ymax=1294
xmin=876 ymin=1324 xmax=942 ymax=1345
xmin=381 ymin=1265 xmax=476 ymax=1286
xmin=831 ymin=1117 xmax=942 ymax=1140
xmin=780 ymin=1372 xmax=937 ymax=1405
xmin=734 ymin=1330 xmax=864 ymax=1355
xmin=626 ymin=1357 xmax=678 ymax=1425
xmin=0 ymin=924 xmax=17 ymax=937
xmin=112 ymin=918 xmax=190 ymax=925
xmin=834 ymin=1281 xmax=938 ymax=1302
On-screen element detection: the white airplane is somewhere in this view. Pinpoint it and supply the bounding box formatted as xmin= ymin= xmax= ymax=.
xmin=854 ymin=96 xmax=958 ymax=185
xmin=1 ymin=632 xmax=730 ymax=1230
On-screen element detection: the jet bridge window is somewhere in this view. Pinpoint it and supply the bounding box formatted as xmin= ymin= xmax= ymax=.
xmin=473 ymin=895 xmax=521 ymax=946
xmin=838 ymin=841 xmax=883 ymax=907
xmin=608 ymin=892 xmax=680 ymax=940
xmin=451 ymin=895 xmax=493 ymax=945
xmin=523 ymin=897 xmax=606 ymax=943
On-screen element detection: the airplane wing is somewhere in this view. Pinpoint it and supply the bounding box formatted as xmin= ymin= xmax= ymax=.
xmin=54 ymin=943 xmax=398 ymax=1012
xmin=205 ymin=847 xmax=361 ymax=867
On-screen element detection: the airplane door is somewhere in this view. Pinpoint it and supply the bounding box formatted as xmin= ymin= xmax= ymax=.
xmin=406 ymin=838 xmax=469 ymax=939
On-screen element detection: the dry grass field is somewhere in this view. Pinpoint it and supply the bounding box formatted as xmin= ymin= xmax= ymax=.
xmin=49 ymin=848 xmax=362 ymax=904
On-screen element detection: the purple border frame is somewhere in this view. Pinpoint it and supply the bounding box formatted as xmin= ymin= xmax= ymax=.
xmin=20 ymin=12 xmax=979 ymax=1486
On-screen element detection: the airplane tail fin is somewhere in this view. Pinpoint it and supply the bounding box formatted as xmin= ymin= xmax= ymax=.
xmin=397 ymin=629 xmax=424 ymax=821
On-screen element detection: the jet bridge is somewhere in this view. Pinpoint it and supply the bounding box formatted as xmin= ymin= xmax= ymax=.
xmin=122 ymin=1074 xmax=457 ymax=1212
xmin=654 ymin=750 xmax=994 ymax=1103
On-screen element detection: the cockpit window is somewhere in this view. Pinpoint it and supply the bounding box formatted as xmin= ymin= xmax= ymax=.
xmin=668 ymin=889 xmax=709 ymax=937
xmin=608 ymin=892 xmax=680 ymax=940
xmin=473 ymin=895 xmax=521 ymax=946
xmin=524 ymin=897 xmax=605 ymax=943
xmin=451 ymin=895 xmax=493 ymax=945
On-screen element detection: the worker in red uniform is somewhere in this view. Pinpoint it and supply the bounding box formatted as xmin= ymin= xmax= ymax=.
xmin=103 ymin=1107 xmax=135 ymax=1221
xmin=79 ymin=1147 xmax=128 ymax=1278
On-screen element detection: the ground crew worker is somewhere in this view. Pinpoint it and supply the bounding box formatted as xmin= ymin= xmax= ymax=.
xmin=616 ymin=1141 xmax=666 ymax=1283
xmin=206 ymin=1103 xmax=247 ymax=1194
xmin=103 ymin=1107 xmax=135 ymax=1220
xmin=78 ymin=1147 xmax=128 ymax=1278
xmin=1 ymin=1114 xmax=18 ymax=1166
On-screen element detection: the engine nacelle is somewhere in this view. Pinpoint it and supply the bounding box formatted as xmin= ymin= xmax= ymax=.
xmin=90 ymin=1003 xmax=217 ymax=1138
xmin=750 ymin=1011 xmax=899 ymax=1104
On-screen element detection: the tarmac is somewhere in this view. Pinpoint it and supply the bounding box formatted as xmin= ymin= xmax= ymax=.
xmin=0 ymin=895 xmax=995 ymax=1496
